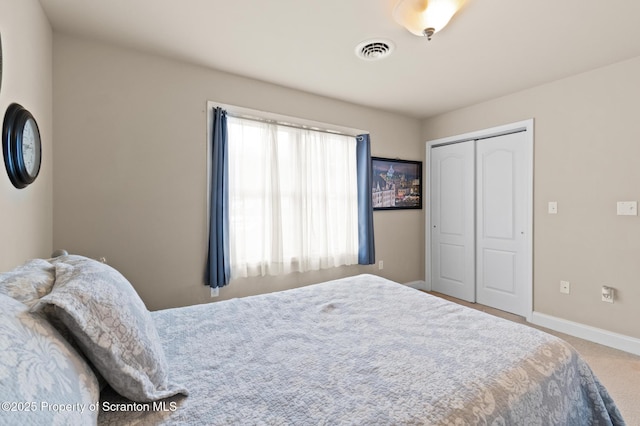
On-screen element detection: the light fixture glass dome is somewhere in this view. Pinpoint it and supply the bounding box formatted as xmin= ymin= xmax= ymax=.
xmin=393 ymin=0 xmax=466 ymax=39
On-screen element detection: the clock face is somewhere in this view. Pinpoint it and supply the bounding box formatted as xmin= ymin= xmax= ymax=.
xmin=22 ymin=118 xmax=41 ymax=177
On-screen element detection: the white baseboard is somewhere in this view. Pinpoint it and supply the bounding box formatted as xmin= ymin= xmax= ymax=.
xmin=404 ymin=280 xmax=428 ymax=291
xmin=530 ymin=311 xmax=640 ymax=356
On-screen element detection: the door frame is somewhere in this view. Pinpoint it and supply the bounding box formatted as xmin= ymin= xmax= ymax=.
xmin=425 ymin=119 xmax=534 ymax=321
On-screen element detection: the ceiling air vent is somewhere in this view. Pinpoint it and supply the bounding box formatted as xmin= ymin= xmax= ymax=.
xmin=355 ymin=39 xmax=395 ymax=61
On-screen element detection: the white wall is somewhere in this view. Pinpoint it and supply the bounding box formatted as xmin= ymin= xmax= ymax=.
xmin=52 ymin=35 xmax=424 ymax=310
xmin=0 ymin=0 xmax=53 ymax=271
xmin=423 ymin=56 xmax=640 ymax=339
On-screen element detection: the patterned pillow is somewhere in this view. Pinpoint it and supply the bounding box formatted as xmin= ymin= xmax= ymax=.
xmin=32 ymin=257 xmax=187 ymax=402
xmin=0 ymin=259 xmax=55 ymax=306
xmin=0 ymin=294 xmax=99 ymax=425
xmin=49 ymin=253 xmax=104 ymax=268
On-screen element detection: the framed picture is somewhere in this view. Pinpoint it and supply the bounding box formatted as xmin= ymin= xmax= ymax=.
xmin=372 ymin=157 xmax=422 ymax=210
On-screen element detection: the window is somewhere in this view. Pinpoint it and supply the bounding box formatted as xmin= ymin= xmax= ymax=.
xmin=227 ymin=116 xmax=359 ymax=278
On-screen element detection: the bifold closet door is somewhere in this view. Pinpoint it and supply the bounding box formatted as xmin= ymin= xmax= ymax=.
xmin=476 ymin=132 xmax=529 ymax=317
xmin=430 ymin=141 xmax=475 ymax=302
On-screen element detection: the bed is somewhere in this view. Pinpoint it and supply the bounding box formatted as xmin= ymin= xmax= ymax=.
xmin=0 ymin=255 xmax=625 ymax=425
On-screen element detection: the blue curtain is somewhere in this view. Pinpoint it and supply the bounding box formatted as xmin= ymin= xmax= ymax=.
xmin=206 ymin=107 xmax=231 ymax=288
xmin=356 ymin=134 xmax=375 ymax=264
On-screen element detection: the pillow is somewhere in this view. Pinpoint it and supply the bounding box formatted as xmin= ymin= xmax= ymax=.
xmin=0 ymin=294 xmax=99 ymax=425
xmin=0 ymin=259 xmax=55 ymax=306
xmin=49 ymin=253 xmax=103 ymax=267
xmin=32 ymin=257 xmax=187 ymax=402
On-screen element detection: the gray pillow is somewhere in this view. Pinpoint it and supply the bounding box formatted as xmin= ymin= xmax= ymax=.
xmin=33 ymin=257 xmax=187 ymax=402
xmin=0 ymin=258 xmax=55 ymax=306
xmin=0 ymin=294 xmax=99 ymax=425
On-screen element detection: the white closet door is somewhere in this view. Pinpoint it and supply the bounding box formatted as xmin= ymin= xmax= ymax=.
xmin=430 ymin=141 xmax=475 ymax=302
xmin=476 ymin=132 xmax=529 ymax=316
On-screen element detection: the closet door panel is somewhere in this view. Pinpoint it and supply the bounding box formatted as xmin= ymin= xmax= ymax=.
xmin=430 ymin=141 xmax=475 ymax=302
xmin=476 ymin=132 xmax=529 ymax=316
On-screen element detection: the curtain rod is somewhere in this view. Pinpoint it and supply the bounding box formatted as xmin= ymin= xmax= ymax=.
xmin=225 ymin=111 xmax=361 ymax=138
xmin=208 ymin=100 xmax=367 ymax=137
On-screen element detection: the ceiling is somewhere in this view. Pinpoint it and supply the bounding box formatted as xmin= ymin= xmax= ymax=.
xmin=39 ymin=0 xmax=640 ymax=119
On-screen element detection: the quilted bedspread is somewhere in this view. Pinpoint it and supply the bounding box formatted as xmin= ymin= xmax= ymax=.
xmin=98 ymin=274 xmax=624 ymax=425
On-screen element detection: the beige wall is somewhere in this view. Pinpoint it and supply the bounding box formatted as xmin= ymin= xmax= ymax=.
xmin=422 ymin=56 xmax=640 ymax=339
xmin=52 ymin=35 xmax=424 ymax=310
xmin=0 ymin=0 xmax=53 ymax=271
xmin=21 ymin=8 xmax=638 ymax=339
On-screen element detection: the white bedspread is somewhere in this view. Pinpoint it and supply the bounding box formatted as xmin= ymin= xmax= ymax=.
xmin=98 ymin=274 xmax=624 ymax=425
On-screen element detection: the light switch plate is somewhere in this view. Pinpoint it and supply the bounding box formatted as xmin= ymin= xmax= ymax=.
xmin=548 ymin=201 xmax=558 ymax=214
xmin=616 ymin=201 xmax=637 ymax=216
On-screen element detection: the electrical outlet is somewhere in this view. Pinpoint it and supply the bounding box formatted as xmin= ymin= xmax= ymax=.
xmin=210 ymin=287 xmax=219 ymax=298
xmin=601 ymin=286 xmax=614 ymax=303
xmin=560 ymin=281 xmax=570 ymax=294
xmin=378 ymin=260 xmax=384 ymax=270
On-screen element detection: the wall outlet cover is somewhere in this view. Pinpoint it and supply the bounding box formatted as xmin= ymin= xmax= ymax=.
xmin=616 ymin=201 xmax=637 ymax=216
xmin=601 ymin=286 xmax=614 ymax=303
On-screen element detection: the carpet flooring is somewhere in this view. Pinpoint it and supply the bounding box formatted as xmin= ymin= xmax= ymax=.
xmin=426 ymin=291 xmax=640 ymax=425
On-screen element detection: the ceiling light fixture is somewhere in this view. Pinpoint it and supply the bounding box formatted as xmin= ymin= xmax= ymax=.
xmin=392 ymin=0 xmax=466 ymax=40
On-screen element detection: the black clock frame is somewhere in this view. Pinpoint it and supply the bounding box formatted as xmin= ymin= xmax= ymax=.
xmin=2 ymin=103 xmax=42 ymax=189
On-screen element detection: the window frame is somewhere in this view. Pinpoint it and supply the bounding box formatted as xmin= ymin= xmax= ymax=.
xmin=206 ymin=101 xmax=367 ymax=277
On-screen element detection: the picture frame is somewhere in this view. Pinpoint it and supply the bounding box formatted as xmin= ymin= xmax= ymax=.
xmin=372 ymin=157 xmax=422 ymax=210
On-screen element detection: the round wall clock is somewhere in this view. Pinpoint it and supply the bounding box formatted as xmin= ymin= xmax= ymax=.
xmin=2 ymin=103 xmax=42 ymax=189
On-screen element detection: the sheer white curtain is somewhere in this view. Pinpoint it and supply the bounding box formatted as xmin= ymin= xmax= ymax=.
xmin=228 ymin=116 xmax=359 ymax=278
